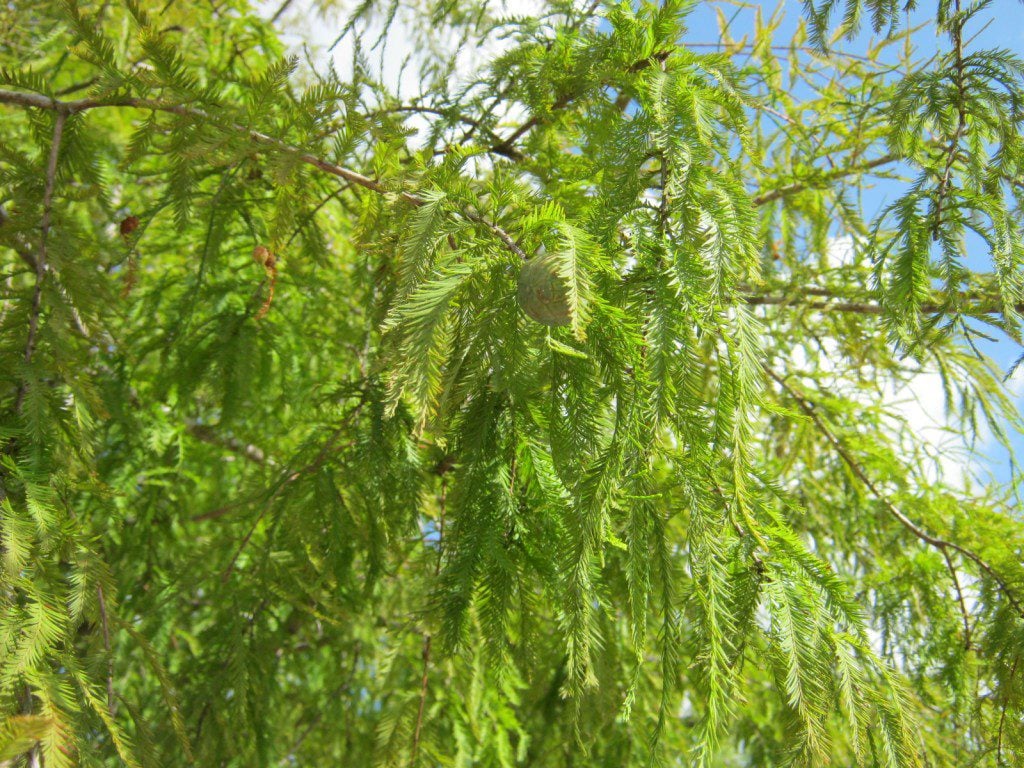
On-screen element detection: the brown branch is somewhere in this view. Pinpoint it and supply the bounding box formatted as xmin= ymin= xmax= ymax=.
xmin=185 ymin=420 xmax=268 ymax=465
xmin=0 ymin=89 xmax=414 ymax=199
xmin=464 ymin=210 xmax=529 ymax=260
xmin=752 ymin=153 xmax=900 ymax=206
xmin=410 ymin=634 xmax=432 ymax=766
xmin=764 ymin=365 xmax=1024 ymax=618
xmin=191 ymin=498 xmax=248 ymax=523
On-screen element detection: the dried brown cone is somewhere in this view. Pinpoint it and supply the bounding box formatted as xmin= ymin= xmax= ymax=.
xmin=119 ymin=215 xmax=140 ymax=238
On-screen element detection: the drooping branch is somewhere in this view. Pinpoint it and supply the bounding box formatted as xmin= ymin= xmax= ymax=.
xmin=764 ymin=364 xmax=1024 ymax=619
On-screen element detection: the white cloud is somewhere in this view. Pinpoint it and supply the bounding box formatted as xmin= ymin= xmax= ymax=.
xmin=259 ymin=0 xmax=548 ymax=150
xmin=824 ymin=234 xmax=857 ymax=268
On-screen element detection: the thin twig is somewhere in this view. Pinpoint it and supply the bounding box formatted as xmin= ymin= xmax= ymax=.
xmin=220 ymin=396 xmax=366 ymax=582
xmin=269 ymin=0 xmax=294 ymax=24
xmin=220 ymin=430 xmax=349 ymax=582
xmin=932 ymin=0 xmax=967 ymax=240
xmin=683 ymin=41 xmax=877 ymax=64
xmin=191 ymin=498 xmax=249 ymax=523
xmin=484 ymin=49 xmax=670 ymax=158
xmin=14 ymin=111 xmax=65 ymax=413
xmin=0 ymin=204 xmax=39 ymax=271
xmin=278 ymin=642 xmax=362 ymax=764
xmin=410 ymin=476 xmax=447 ymax=766
xmin=464 ymin=210 xmax=529 ymax=260
xmin=940 ymin=547 xmax=973 ymax=651
xmin=371 ymin=104 xmax=508 ymax=149
xmin=410 ymin=634 xmax=433 ymax=766
xmin=55 ymin=76 xmax=99 ymax=96
xmin=744 ymin=290 xmax=1024 ymax=316
xmin=185 ymin=420 xmax=268 ymax=464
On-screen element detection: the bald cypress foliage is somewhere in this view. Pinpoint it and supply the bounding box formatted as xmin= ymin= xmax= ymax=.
xmin=1 ymin=1 xmax=1023 ymax=765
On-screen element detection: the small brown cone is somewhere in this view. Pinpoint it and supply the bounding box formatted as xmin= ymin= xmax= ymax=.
xmin=252 ymin=245 xmax=274 ymax=268
xmin=119 ymin=215 xmax=140 ymax=237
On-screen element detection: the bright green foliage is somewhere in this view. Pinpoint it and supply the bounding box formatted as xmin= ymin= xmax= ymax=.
xmin=1 ymin=0 xmax=1023 ymax=766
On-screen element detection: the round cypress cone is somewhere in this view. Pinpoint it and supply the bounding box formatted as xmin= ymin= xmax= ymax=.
xmin=516 ymin=250 xmax=571 ymax=327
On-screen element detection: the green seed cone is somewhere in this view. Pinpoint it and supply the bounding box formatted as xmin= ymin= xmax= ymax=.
xmin=517 ymin=252 xmax=571 ymax=327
